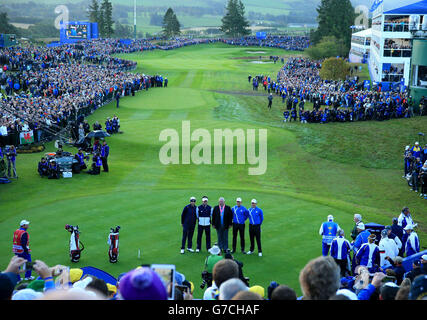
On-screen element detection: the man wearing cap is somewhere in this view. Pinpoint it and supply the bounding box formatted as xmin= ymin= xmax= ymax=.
xmin=404 ymin=260 xmax=424 ymax=282
xmin=398 ymin=207 xmax=414 ymax=251
xmin=350 ymin=214 xmax=363 ymax=241
xmin=409 ymin=274 xmax=427 ymax=300
xmin=378 ymin=229 xmax=399 ymax=269
xmin=12 ymin=220 xmax=34 ymax=281
xmin=196 ymin=196 xmax=212 ymax=253
xmin=180 ymin=197 xmax=197 ymax=254
xmin=319 ymin=215 xmax=341 ymax=256
xmin=355 ymin=234 xmax=380 ymax=273
xmin=212 ymin=197 xmax=233 ymax=253
xmin=231 ymin=197 xmax=249 ymax=254
xmin=410 ymin=142 xmax=422 ymax=160
xmin=330 ymin=229 xmax=352 ymax=277
xmin=247 ymin=199 xmax=264 ymax=257
xmin=404 ymin=224 xmax=420 ymax=257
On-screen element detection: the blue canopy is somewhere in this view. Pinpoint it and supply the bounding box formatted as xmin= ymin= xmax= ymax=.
xmin=384 ymin=0 xmax=427 ymax=15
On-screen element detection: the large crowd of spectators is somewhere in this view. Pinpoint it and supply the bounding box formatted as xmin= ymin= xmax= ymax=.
xmin=251 ymin=57 xmax=426 ymax=124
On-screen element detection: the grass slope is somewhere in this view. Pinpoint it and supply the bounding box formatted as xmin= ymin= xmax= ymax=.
xmin=0 ymin=43 xmax=426 ymax=298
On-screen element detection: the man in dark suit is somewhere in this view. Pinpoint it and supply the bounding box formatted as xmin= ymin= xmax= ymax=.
xmin=181 ymin=197 xmax=197 ymax=254
xmin=212 ymin=197 xmax=233 ymax=253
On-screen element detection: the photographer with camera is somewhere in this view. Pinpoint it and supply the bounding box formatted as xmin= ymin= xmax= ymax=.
xmin=12 ymin=220 xmax=34 ymax=281
xmin=200 ymin=245 xmax=223 ymax=290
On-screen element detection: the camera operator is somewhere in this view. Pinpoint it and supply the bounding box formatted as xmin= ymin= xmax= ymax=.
xmin=224 ymin=252 xmax=249 ymax=286
xmin=200 ymin=245 xmax=223 ymax=289
xmin=86 ymin=152 xmax=102 ymax=175
xmin=73 ymin=148 xmax=89 ymax=173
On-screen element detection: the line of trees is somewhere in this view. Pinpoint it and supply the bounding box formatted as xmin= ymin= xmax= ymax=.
xmin=87 ymin=0 xmax=114 ymax=38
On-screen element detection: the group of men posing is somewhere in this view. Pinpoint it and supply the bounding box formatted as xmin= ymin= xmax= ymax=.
xmin=319 ymin=208 xmax=421 ymax=282
xmin=181 ymin=196 xmax=264 ymax=257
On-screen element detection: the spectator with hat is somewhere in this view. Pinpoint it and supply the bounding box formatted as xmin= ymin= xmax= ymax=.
xmin=408 ymin=274 xmax=427 ymax=300
xmin=231 ymin=197 xmax=249 ymax=254
xmin=202 ymin=244 xmax=224 ymax=286
xmin=319 ymin=214 xmax=341 ymax=256
xmin=247 ymin=199 xmax=264 ymax=257
xmin=404 ymin=224 xmax=420 ymax=257
xmin=404 ymin=259 xmax=424 ymax=282
xmin=12 ymin=220 xmax=34 ymax=281
xmin=180 ymin=196 xmax=197 ymax=254
xmin=116 ymin=267 xmax=168 ymax=300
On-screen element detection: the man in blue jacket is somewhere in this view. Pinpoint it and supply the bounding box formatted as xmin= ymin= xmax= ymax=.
xmin=231 ymin=197 xmax=249 ymax=254
xmin=181 ymin=197 xmax=197 ymax=254
xmin=100 ymin=140 xmax=110 ymax=172
xmin=351 ymin=222 xmax=370 ymax=274
xmin=247 ymin=199 xmax=263 ymax=257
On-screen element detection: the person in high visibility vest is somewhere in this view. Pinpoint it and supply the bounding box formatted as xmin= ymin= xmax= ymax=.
xmin=12 ymin=220 xmax=34 ymax=281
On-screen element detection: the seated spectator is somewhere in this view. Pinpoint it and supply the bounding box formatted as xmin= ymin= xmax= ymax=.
xmin=270 ymin=285 xmax=297 ymax=300
xmin=298 ymin=256 xmax=341 ymax=300
xmin=203 ymin=259 xmax=239 ymax=300
xmin=218 ymin=278 xmax=248 ymax=300
xmin=38 ymin=157 xmax=49 ymax=177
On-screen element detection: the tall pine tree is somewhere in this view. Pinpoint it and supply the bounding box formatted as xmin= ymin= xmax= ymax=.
xmin=87 ymin=0 xmax=100 ymax=24
xmin=311 ymin=0 xmax=355 ymax=55
xmin=100 ymin=0 xmax=114 ymax=38
xmin=220 ymin=0 xmax=250 ymax=37
xmin=162 ymin=8 xmax=181 ymax=38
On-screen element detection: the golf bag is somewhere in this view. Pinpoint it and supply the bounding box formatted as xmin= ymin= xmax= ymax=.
xmin=108 ymin=226 xmax=120 ymax=263
xmin=65 ymin=224 xmax=84 ymax=263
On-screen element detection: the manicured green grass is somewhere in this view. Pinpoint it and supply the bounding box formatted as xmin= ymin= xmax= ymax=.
xmin=1 ymin=43 xmax=426 ymax=299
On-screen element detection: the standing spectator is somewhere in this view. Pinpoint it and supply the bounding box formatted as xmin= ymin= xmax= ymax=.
xmin=351 ymin=214 xmax=363 ymax=241
xmin=115 ymin=91 xmax=120 ymax=109
xmin=100 ymin=140 xmax=110 ymax=172
xmin=420 ymin=254 xmax=427 ymax=274
xmin=267 ymin=93 xmax=273 ymax=109
xmin=409 ymin=274 xmax=427 ymax=300
xmin=355 ymin=234 xmax=380 ymax=273
xmin=330 ymin=229 xmax=352 ymax=277
xmin=403 ymin=146 xmax=412 ymax=177
xmin=298 ymin=256 xmax=341 ymax=300
xmin=419 ymin=162 xmax=427 ymax=198
xmin=390 ymin=218 xmax=404 ymax=255
xmin=247 ymin=199 xmax=264 ymax=257
xmin=411 ymin=157 xmax=423 ymax=192
xmin=231 ymin=197 xmax=249 ymax=254
xmin=180 ymin=197 xmax=197 ymax=254
xmin=196 ymin=196 xmax=212 ymax=253
xmin=404 ymin=224 xmax=420 ymax=257
xmin=6 ymin=145 xmax=17 ymax=179
xmin=378 ymin=229 xmax=399 ymax=269
xmin=398 ymin=207 xmax=415 ymax=250
xmin=410 ymin=142 xmax=422 ymax=159
xmin=212 ymin=197 xmax=233 ymax=253
xmin=319 ymin=215 xmax=340 ymax=256
xmin=12 ymin=220 xmax=34 ymax=281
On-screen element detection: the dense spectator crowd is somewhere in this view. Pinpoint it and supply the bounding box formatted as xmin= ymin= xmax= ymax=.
xmin=404 ymin=142 xmax=427 ymax=199
xmin=250 ymin=57 xmax=426 ymax=124
xmin=0 ymin=39 xmax=168 ymax=147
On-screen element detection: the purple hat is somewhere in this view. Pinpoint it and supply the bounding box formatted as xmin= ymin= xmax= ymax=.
xmin=118 ymin=267 xmax=168 ymax=300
